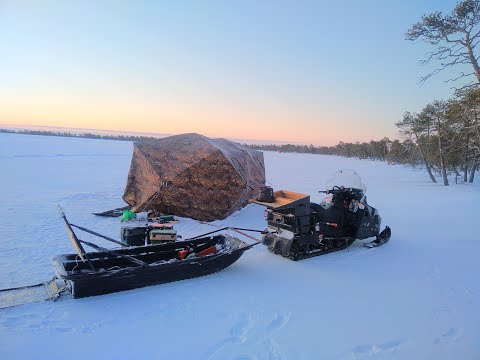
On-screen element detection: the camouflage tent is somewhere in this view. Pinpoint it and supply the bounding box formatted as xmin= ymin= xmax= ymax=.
xmin=123 ymin=133 xmax=265 ymax=221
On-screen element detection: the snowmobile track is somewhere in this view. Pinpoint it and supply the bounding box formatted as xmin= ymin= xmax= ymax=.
xmin=269 ymin=237 xmax=356 ymax=261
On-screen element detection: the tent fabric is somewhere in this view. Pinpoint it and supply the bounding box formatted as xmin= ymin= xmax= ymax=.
xmin=123 ymin=133 xmax=265 ymax=221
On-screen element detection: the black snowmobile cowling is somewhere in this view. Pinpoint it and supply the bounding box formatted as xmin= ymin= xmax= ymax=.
xmin=250 ymin=172 xmax=391 ymax=260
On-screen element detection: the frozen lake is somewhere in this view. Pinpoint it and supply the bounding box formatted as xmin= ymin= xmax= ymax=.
xmin=0 ymin=133 xmax=479 ymax=359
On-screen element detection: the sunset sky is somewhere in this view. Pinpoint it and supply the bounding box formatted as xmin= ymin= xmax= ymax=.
xmin=0 ymin=0 xmax=460 ymax=145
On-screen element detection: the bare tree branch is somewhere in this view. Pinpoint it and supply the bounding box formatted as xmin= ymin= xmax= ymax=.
xmin=407 ymin=0 xmax=480 ymax=85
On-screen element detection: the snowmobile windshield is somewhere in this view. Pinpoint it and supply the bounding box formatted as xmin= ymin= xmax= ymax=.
xmin=325 ymin=170 xmax=367 ymax=192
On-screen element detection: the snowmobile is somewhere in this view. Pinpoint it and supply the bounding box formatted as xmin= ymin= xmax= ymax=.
xmin=251 ymin=170 xmax=391 ymax=261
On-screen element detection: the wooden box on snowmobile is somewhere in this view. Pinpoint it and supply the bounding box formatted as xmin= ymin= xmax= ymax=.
xmin=250 ymin=190 xmax=310 ymax=210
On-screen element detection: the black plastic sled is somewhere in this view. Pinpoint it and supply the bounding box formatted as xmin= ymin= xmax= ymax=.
xmin=53 ymin=234 xmax=254 ymax=298
xmin=55 ymin=206 xmax=258 ymax=298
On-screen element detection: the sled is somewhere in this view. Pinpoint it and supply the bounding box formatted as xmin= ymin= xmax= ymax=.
xmin=54 ymin=207 xmax=259 ymax=298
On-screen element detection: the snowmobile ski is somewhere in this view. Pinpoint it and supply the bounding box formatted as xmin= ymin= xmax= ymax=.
xmin=364 ymin=226 xmax=391 ymax=248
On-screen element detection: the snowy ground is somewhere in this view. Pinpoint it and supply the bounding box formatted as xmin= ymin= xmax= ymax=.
xmin=0 ymin=133 xmax=479 ymax=360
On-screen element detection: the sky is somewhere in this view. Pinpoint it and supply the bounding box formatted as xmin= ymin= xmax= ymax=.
xmin=0 ymin=0 xmax=465 ymax=145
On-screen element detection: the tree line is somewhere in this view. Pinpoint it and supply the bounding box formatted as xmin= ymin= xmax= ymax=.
xmin=249 ymin=86 xmax=480 ymax=186
xmin=2 ymin=111 xmax=478 ymax=185
xmin=1 ymin=127 xmax=422 ymax=169
xmin=398 ymin=0 xmax=480 ymax=185
xmin=244 ymin=139 xmax=420 ymax=164
xmin=396 ymin=89 xmax=480 ymax=185
xmin=0 ymin=128 xmax=159 ymax=142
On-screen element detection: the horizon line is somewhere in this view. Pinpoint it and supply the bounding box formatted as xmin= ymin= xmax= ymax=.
xmin=0 ymin=123 xmax=316 ymax=146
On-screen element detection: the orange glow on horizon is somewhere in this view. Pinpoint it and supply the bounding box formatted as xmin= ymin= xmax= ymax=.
xmin=0 ymin=79 xmax=396 ymax=146
xmin=0 ymin=117 xmax=335 ymax=145
xmin=0 ymin=98 xmax=359 ymax=146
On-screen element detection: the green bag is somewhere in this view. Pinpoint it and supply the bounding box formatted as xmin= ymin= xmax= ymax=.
xmin=121 ymin=210 xmax=137 ymax=222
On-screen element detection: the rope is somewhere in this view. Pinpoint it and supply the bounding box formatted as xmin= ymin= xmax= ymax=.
xmin=192 ymin=220 xmax=263 ymax=245
xmin=139 ymin=190 xmax=160 ymax=212
xmin=0 ymin=282 xmax=46 ymax=292
xmin=0 ymin=276 xmax=58 ymax=293
xmin=71 ymin=255 xmax=80 ymax=272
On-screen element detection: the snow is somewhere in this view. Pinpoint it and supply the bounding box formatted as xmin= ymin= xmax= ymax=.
xmin=1 ymin=133 xmax=479 ymax=359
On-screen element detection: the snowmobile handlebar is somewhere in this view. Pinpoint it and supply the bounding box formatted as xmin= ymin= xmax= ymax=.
xmin=319 ymin=186 xmax=364 ymax=195
xmin=318 ymin=186 xmax=345 ymax=194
